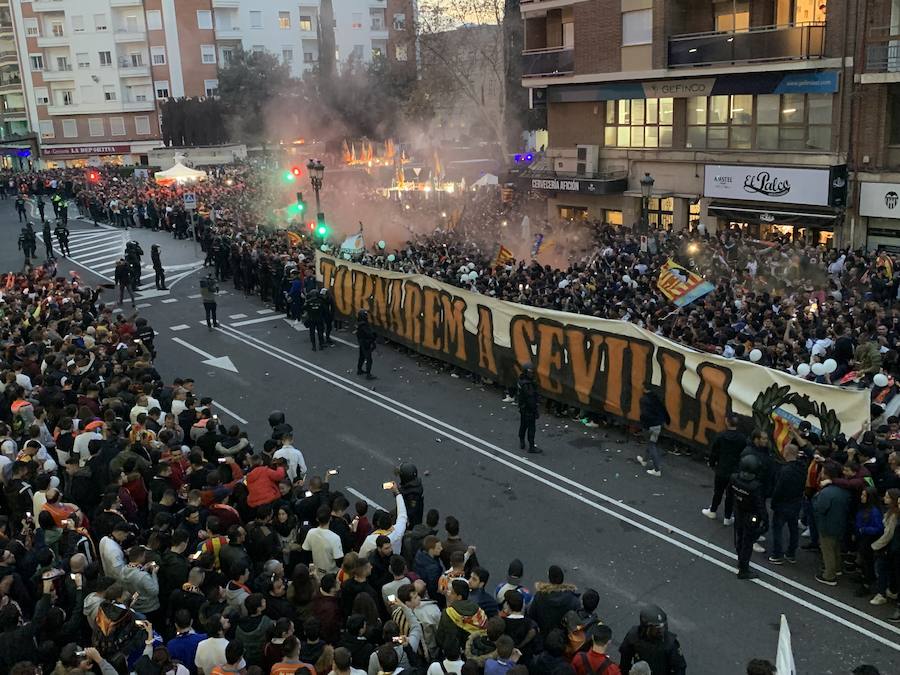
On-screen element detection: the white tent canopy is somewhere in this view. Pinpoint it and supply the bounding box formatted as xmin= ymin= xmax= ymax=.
xmin=154 ymin=155 xmax=207 ymax=185
xmin=471 ymin=173 xmax=499 ymax=188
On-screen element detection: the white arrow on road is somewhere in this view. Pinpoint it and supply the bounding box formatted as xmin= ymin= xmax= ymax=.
xmin=171 ymin=337 xmax=239 ymax=373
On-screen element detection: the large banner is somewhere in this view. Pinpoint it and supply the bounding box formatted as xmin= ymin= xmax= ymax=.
xmin=317 ymin=255 xmax=869 ymax=447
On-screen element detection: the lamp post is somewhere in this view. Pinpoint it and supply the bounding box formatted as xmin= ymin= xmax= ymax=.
xmin=307 ymin=158 xmax=325 ymax=224
xmin=640 ymin=172 xmax=655 ymax=233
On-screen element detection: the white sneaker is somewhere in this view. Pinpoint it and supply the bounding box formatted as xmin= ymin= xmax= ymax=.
xmin=752 ymin=543 xmax=765 ymax=553
xmin=502 ymin=395 xmax=514 ymax=403
xmin=584 ymin=421 xmax=599 ymax=428
xmin=887 ymin=590 xmax=898 ymax=600
xmin=801 ymin=528 xmax=810 ymax=538
xmin=636 ymin=455 xmax=647 ymax=467
xmin=723 ymin=517 xmax=734 ymax=526
xmin=646 ymin=469 xmax=661 ymax=477
xmin=870 ymin=594 xmax=888 ymax=606
xmin=701 ymin=508 xmax=717 ymax=520
xmin=757 ymin=535 xmax=766 ymax=542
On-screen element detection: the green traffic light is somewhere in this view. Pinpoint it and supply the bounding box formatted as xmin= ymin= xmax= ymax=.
xmin=317 ymin=225 xmax=327 ymax=236
xmin=284 ymin=172 xmax=295 ymax=182
xmin=298 ymin=203 xmax=305 ymax=212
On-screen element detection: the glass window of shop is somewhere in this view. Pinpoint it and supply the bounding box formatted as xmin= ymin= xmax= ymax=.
xmin=686 ymin=93 xmax=831 ymax=151
xmin=648 ymin=197 xmax=674 ymax=230
xmin=603 ymin=209 xmax=623 ymax=226
xmin=604 ymin=98 xmax=673 ymax=148
xmin=559 ymin=205 xmax=589 ymax=221
xmin=714 ymin=1 xmax=750 ymax=31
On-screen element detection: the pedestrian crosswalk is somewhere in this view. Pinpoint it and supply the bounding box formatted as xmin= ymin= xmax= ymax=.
xmin=34 ymin=228 xmax=204 ymax=297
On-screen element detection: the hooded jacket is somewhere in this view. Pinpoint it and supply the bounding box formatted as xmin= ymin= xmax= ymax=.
xmin=235 ymin=613 xmax=273 ymax=666
xmin=527 ymin=582 xmax=580 ymax=637
xmin=708 ymin=429 xmax=746 ymax=478
xmin=436 ymin=598 xmax=487 ymax=651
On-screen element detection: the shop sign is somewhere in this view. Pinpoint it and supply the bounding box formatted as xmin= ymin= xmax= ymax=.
xmin=703 ymin=164 xmax=831 ymax=206
xmin=41 ymin=144 xmax=131 ymax=157
xmin=517 ymin=174 xmax=627 ymax=195
xmin=859 ymin=182 xmax=900 ymax=219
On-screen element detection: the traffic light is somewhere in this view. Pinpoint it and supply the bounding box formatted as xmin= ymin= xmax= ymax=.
xmin=88 ymin=171 xmax=98 ymax=181
xmin=284 ymin=170 xmax=295 ymax=182
xmin=291 ymin=166 xmax=302 ymax=177
xmin=316 ymin=212 xmax=328 ymax=238
xmin=307 ymin=221 xmax=315 ymax=231
xmin=296 ymin=192 xmax=306 ymax=213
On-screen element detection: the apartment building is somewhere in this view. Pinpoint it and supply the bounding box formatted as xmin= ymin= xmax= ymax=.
xmin=516 ymin=0 xmax=900 ymax=250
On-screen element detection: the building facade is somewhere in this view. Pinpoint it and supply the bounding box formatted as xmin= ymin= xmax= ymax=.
xmin=10 ymin=0 xmax=418 ymax=167
xmin=518 ymin=0 xmax=900 ymax=251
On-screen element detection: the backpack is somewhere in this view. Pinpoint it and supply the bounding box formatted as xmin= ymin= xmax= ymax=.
xmin=93 ymin=602 xmax=141 ymax=655
xmin=578 ymin=652 xmax=612 ymax=675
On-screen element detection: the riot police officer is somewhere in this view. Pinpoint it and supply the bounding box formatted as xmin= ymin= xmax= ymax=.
xmin=36 ymin=195 xmax=46 ymax=223
xmin=54 ymin=222 xmax=70 ymax=257
xmin=268 ymin=410 xmax=293 ymax=442
xmin=731 ymin=453 xmax=767 ymax=580
xmin=355 ymin=309 xmax=377 ymax=380
xmin=14 ymin=193 xmax=26 ymax=222
xmin=42 ymin=221 xmax=53 ymax=260
xmin=151 ymin=244 xmax=166 ymax=290
xmin=17 ymin=222 xmax=36 ymax=264
xmin=304 ymin=288 xmax=326 ymax=351
xmin=619 ymin=605 xmax=687 ymax=675
xmin=517 ymin=363 xmax=541 ymax=454
xmin=321 ymin=288 xmax=336 ymax=345
xmin=125 ymin=241 xmax=144 ymax=291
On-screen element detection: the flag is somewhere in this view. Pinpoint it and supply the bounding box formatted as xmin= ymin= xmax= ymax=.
xmin=286 ymin=231 xmax=302 ymax=247
xmin=493 ymin=245 xmax=514 ymax=268
xmin=656 ymin=258 xmax=715 ymax=307
xmin=433 ymin=150 xmax=443 ymax=180
xmin=342 ymin=139 xmax=351 ymax=164
xmin=877 ymin=252 xmax=894 ymax=279
xmin=775 ymin=615 xmax=796 ymax=675
xmin=771 ymin=413 xmax=793 ymax=458
xmin=532 ymin=234 xmax=544 ymax=257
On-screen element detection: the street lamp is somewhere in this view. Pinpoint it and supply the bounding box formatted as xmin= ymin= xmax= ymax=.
xmin=307 ymin=158 xmax=325 ymax=228
xmin=640 ymin=172 xmax=655 ymax=233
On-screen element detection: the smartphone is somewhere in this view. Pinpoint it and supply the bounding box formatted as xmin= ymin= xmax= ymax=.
xmin=25 ymin=511 xmax=31 ymax=518
xmin=75 ymin=650 xmax=86 ymax=657
xmin=61 ymin=519 xmax=70 ymax=527
xmin=133 ymin=339 xmax=141 ymax=344
xmin=327 ymin=469 xmax=338 ymax=476
xmin=189 ymin=551 xmax=202 ymax=560
xmin=217 ymin=457 xmax=226 ymax=463
xmin=387 ymin=594 xmax=397 ymax=603
xmin=70 ymin=573 xmax=77 ymax=580
xmin=382 ymin=481 xmax=395 ymax=490
xmin=304 ymin=490 xmax=313 ymax=498
xmin=392 ymin=637 xmax=403 ymax=644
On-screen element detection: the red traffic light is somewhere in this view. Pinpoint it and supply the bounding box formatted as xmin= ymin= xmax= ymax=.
xmin=307 ymin=221 xmax=315 ymax=231
xmin=291 ymin=167 xmax=302 ymax=177
xmin=89 ymin=171 xmax=98 ymax=181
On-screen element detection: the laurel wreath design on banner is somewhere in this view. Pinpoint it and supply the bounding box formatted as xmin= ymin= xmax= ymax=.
xmin=752 ymin=384 xmax=842 ymax=452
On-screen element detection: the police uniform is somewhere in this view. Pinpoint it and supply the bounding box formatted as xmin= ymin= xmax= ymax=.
xmin=42 ymin=222 xmax=53 ymax=260
xmin=151 ymin=245 xmax=166 ymax=290
xmin=55 ymin=224 xmax=70 ymax=257
xmin=356 ymin=310 xmax=377 ymax=379
xmin=619 ymin=606 xmax=686 ymax=675
xmin=304 ymin=289 xmax=326 ymax=350
xmin=516 ymin=366 xmax=541 ymax=454
xmin=730 ymin=455 xmax=767 ymax=579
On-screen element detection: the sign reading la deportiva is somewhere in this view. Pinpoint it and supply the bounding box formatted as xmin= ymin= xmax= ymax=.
xmin=316 ymin=254 xmax=868 ymax=449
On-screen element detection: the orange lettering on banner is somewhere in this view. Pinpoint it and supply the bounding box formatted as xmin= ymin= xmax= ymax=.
xmin=510 ymin=317 xmax=535 ymax=373
xmin=371 ymin=275 xmax=390 ymax=329
xmin=333 ymin=266 xmax=353 ymax=316
xmin=440 ymin=293 xmax=467 ymax=360
xmin=658 ymin=348 xmax=695 ymax=439
xmin=625 ymin=340 xmax=652 ymax=421
xmin=320 ymin=258 xmax=336 ymax=290
xmin=536 ymin=322 xmax=565 ymax=395
xmin=603 ymin=336 xmax=628 ymax=417
xmin=387 ymin=278 xmax=404 ymax=335
xmin=422 ymin=287 xmax=443 ymax=352
xmin=694 ymin=364 xmax=732 ymax=445
xmin=565 ymin=329 xmax=605 ymax=405
xmin=351 ymin=270 xmax=374 ymax=316
xmin=476 ymin=306 xmax=498 ymax=374
xmin=403 ymin=282 xmax=424 ymax=344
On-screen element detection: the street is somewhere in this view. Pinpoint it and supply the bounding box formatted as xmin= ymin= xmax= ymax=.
xmin=6 ymin=201 xmax=898 ymax=674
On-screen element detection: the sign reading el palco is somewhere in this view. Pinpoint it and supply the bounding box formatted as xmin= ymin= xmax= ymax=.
xmin=859 ymin=182 xmax=900 ymax=219
xmin=703 ymin=164 xmax=831 ymax=207
xmin=42 ymin=145 xmax=131 ymax=157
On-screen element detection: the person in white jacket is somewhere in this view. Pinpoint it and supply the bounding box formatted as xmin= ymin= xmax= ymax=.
xmin=99 ymin=523 xmax=130 ymax=579
xmin=359 ymin=486 xmax=408 ymax=557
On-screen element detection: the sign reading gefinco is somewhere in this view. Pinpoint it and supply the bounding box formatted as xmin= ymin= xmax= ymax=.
xmin=860 ymin=182 xmax=900 ymax=219
xmin=703 ymin=164 xmax=831 ymax=207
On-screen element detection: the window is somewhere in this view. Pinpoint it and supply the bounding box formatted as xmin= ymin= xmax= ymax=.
xmin=24 ymin=18 xmax=38 ymax=37
xmin=110 ymin=117 xmax=125 ymax=136
xmin=371 ymin=9 xmax=385 ymax=30
xmin=39 ymin=120 xmax=54 ymax=138
xmin=151 ymin=46 xmax=166 ymax=65
xmin=71 ymin=15 xmax=84 ymax=32
xmin=94 ymin=14 xmax=107 ymax=31
xmin=299 ymin=16 xmax=312 ymax=31
xmin=29 ymin=54 xmax=43 ymax=71
xmin=76 ymin=52 xmax=90 ymax=68
xmin=51 ymin=21 xmax=64 ymax=37
xmin=715 ymin=0 xmax=749 ymax=31
xmin=154 ymin=80 xmax=170 ymax=99
xmin=251 ymin=45 xmax=265 ymax=53
xmin=135 ymin=116 xmax=151 ymax=135
xmin=278 ymin=11 xmax=291 ymax=29
xmin=60 ymin=90 xmax=74 ymax=105
xmin=393 ymin=13 xmax=406 ymax=30
xmin=250 ymin=11 xmax=262 ymax=29
xmin=221 ymin=48 xmax=234 ymax=65
xmin=647 ymin=197 xmax=675 ymax=230
xmin=204 ymin=79 xmax=219 ymax=97
xmin=99 ymin=51 xmax=112 ymax=66
xmin=395 ymin=43 xmax=408 ymax=61
xmin=372 ymin=45 xmax=383 ymax=58
xmin=62 ymin=119 xmax=78 ymax=138
xmin=352 ymin=13 xmax=363 ymax=29
xmin=622 ymin=9 xmax=652 ymax=46
xmin=103 ymin=85 xmax=117 ymax=101
xmin=200 ymin=44 xmax=216 ymax=64
xmin=88 ymin=118 xmax=104 ymax=137
xmin=34 ymin=87 xmax=49 ymax=105
xmin=303 ymin=52 xmax=315 ymax=63
xmin=197 ymin=10 xmax=212 ymax=30
xmin=282 ymin=48 xmax=293 ymax=63
xmin=146 ymin=10 xmax=162 ymax=31
xmin=127 ymin=52 xmax=142 ymax=67
xmin=604 ymin=98 xmax=673 ymax=148
xmin=351 ymin=44 xmax=364 ymax=60
xmin=55 ymin=56 xmax=70 ymax=72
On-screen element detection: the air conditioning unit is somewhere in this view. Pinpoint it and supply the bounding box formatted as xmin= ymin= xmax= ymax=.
xmin=575 ymin=144 xmax=599 ymax=176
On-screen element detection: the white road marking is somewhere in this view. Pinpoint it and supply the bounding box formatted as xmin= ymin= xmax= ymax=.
xmin=169 ymin=324 xmax=190 ymax=331
xmin=188 ymin=293 xmax=201 ymax=299
xmin=212 ymin=400 xmax=249 ymax=424
xmin=171 ymin=337 xmax=239 ymax=373
xmin=136 ymin=303 xmax=152 ymax=309
xmin=256 ymin=308 xmax=274 ymax=314
xmin=217 ymin=323 xmax=900 ymax=650
xmin=229 ymin=313 xmax=248 ymax=320
xmin=229 ymin=314 xmax=285 ymax=327
xmin=161 ymin=298 xmax=178 ymax=304
xmin=345 ymin=487 xmax=386 ymax=512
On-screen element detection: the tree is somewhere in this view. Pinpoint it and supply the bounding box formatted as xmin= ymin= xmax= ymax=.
xmin=318 ymin=0 xmax=337 ymax=80
xmin=217 ymin=48 xmax=292 ymax=144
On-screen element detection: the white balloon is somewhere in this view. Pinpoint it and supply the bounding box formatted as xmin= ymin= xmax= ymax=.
xmin=811 ymin=362 xmax=826 ymax=376
xmin=387 ymin=254 xmax=396 ymax=262
xmin=342 ymin=253 xmax=351 ymax=260
xmin=467 ymin=263 xmax=476 ymax=271
xmin=823 ymin=358 xmax=837 ymax=374
xmin=749 ymin=349 xmax=762 ymax=363
xmin=622 ymin=274 xmax=632 ymax=284
xmin=378 ymin=240 xmax=386 ymax=249
xmin=460 ymin=276 xmax=468 ymax=284
xmin=874 ymin=373 xmax=889 ymax=388
xmin=797 ymin=363 xmax=811 ymax=377
xmin=468 ymin=270 xmax=478 ymax=281
xmin=320 ymin=244 xmax=329 ymax=252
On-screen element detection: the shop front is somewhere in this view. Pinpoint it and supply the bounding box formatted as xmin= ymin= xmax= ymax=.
xmin=859 ymin=181 xmax=900 ymax=252
xmin=39 ymin=143 xmax=155 ymax=168
xmin=512 ymin=172 xmax=628 ymax=222
xmin=704 ymin=163 xmax=847 ymax=245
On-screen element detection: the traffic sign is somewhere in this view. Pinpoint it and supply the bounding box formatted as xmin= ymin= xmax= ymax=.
xmin=183 ymin=192 xmax=197 ymax=210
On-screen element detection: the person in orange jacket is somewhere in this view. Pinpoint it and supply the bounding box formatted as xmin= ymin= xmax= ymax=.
xmin=246 ymin=455 xmax=287 ymax=510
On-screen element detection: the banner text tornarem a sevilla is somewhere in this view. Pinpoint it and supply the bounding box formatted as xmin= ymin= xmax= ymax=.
xmin=317 ymin=255 xmax=869 ymax=447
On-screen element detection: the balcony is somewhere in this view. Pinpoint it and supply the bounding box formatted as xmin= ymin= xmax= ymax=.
xmin=31 ymin=0 xmax=66 ymax=12
xmin=114 ymin=28 xmax=146 ymax=43
xmin=520 ymin=0 xmax=589 ymax=11
xmin=668 ymin=23 xmax=825 ymax=68
xmin=36 ymin=34 xmax=69 ymax=48
xmin=119 ymin=65 xmax=150 ymax=77
xmin=522 ymin=46 xmax=574 ymax=77
xmin=0 ymin=49 xmax=15 ymax=64
xmin=109 ymin=0 xmax=143 ymax=6
xmin=864 ymin=27 xmax=900 ymax=76
xmin=0 ymin=79 xmax=21 ymax=93
xmin=46 ymin=100 xmax=155 ymax=116
xmin=212 ymin=0 xmax=241 ymax=7
xmin=42 ymin=66 xmax=75 ymax=82
xmin=215 ymin=26 xmax=243 ymax=41
xmin=1 ymin=107 xmax=26 ymax=118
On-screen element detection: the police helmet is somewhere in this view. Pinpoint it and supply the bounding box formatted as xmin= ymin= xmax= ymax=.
xmin=357 ymin=309 xmax=369 ymax=321
xmin=639 ymin=605 xmax=667 ymax=629
xmin=739 ymin=453 xmax=761 ymax=476
xmin=397 ymin=462 xmax=418 ymax=484
xmin=268 ymin=410 xmax=285 ymax=428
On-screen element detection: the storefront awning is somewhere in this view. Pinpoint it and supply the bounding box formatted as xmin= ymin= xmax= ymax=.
xmin=707 ymin=200 xmax=838 ymax=228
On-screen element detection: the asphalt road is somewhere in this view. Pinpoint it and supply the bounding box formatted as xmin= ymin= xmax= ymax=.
xmin=4 ymin=198 xmax=898 ymax=674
